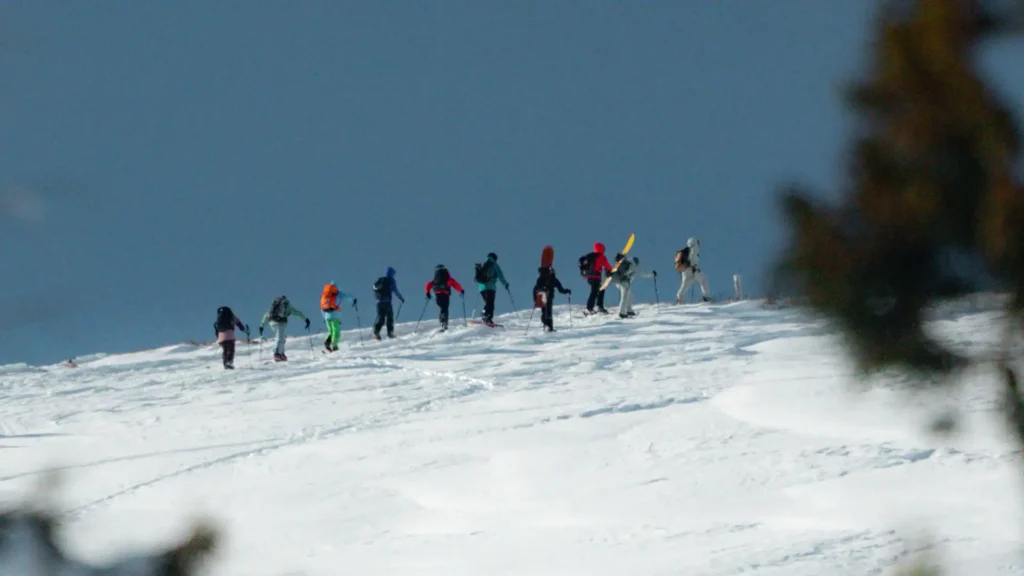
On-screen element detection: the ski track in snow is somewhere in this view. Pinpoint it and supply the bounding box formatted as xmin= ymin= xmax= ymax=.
xmin=2 ymin=299 xmax=1023 ymax=575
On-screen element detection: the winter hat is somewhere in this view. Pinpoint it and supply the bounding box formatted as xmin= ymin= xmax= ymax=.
xmin=615 ymin=252 xmax=624 ymax=261
xmin=488 ymin=252 xmax=498 ymax=261
xmin=632 ymin=257 xmax=640 ymax=265
xmin=436 ymin=264 xmax=446 ymax=271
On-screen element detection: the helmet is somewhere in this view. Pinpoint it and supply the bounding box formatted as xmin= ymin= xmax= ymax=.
xmin=488 ymin=252 xmax=498 ymax=261
xmin=632 ymin=256 xmax=639 ymax=265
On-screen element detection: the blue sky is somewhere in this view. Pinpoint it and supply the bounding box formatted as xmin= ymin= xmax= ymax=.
xmin=1 ymin=2 xmax=1020 ymax=365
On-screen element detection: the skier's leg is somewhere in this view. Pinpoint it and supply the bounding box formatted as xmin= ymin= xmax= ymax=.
xmin=483 ymin=290 xmax=496 ymax=322
xmin=588 ymin=280 xmax=600 ymax=311
xmin=225 ymin=339 xmax=236 ymax=367
xmin=678 ymin=270 xmax=694 ymax=303
xmin=220 ymin=341 xmax=230 ymax=367
xmin=597 ymin=282 xmax=607 ymax=312
xmin=618 ymin=283 xmax=629 ymax=316
xmin=543 ymin=294 xmax=554 ymax=329
xmin=327 ymin=318 xmax=341 ymax=348
xmin=438 ymin=294 xmax=450 ymax=328
xmin=386 ymin=302 xmax=395 ymax=337
xmin=697 ymin=270 xmax=711 ymax=299
xmin=273 ymin=322 xmax=287 ymax=356
xmin=373 ymin=303 xmax=386 ymax=336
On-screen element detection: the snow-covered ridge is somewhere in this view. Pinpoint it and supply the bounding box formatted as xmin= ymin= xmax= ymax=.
xmin=1 ymin=300 xmax=1021 ymax=575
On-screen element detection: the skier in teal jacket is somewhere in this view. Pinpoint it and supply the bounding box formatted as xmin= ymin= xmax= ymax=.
xmin=476 ymin=252 xmax=509 ymax=325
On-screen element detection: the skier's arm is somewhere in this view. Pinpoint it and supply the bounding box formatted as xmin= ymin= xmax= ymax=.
xmin=555 ymin=277 xmax=570 ymax=294
xmin=234 ymin=316 xmax=248 ymax=333
xmin=338 ymin=289 xmax=356 ymax=304
xmin=449 ymin=278 xmax=464 ymax=293
xmin=496 ymin=265 xmax=509 ymax=289
xmin=260 ymin=312 xmax=269 ymax=328
xmin=391 ymin=279 xmax=404 ymax=302
xmin=287 ymin=306 xmax=307 ymax=321
xmin=424 ymin=280 xmax=433 ymax=295
xmin=597 ymin=255 xmax=613 ymax=273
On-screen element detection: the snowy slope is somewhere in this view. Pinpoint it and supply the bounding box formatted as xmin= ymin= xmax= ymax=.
xmin=2 ymin=300 xmax=1023 ymax=575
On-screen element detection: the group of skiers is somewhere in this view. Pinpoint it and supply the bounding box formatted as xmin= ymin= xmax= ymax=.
xmin=211 ymin=240 xmax=711 ymax=369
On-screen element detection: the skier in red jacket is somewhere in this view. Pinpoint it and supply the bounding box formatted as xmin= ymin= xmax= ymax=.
xmin=425 ymin=264 xmax=465 ymax=331
xmin=580 ymin=242 xmax=613 ymax=314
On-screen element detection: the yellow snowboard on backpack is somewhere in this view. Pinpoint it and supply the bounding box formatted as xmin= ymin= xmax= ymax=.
xmin=599 ymin=233 xmax=635 ymax=291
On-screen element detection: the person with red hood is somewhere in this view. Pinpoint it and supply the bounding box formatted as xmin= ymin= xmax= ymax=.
xmin=425 ymin=264 xmax=464 ymax=332
xmin=578 ymin=242 xmax=613 ymax=314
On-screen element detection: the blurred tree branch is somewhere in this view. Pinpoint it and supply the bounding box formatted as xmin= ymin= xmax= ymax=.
xmin=777 ymin=0 xmax=1024 ymax=445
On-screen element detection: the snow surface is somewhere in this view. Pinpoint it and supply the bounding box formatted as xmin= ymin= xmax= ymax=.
xmin=2 ymin=300 xmax=1024 ymax=575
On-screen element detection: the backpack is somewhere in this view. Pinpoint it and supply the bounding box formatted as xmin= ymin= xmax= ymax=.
xmin=373 ymin=276 xmax=392 ymax=299
xmin=675 ymin=247 xmax=691 ymax=271
xmin=474 ymin=261 xmax=494 ymax=284
xmin=614 ymin=258 xmax=633 ymax=281
xmin=578 ymin=252 xmax=597 ymax=277
xmin=432 ymin=268 xmax=450 ymax=292
xmin=215 ymin=306 xmax=235 ymax=332
xmin=269 ymin=297 xmax=289 ymax=322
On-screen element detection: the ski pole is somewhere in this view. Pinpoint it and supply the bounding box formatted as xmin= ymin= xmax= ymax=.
xmin=568 ymin=294 xmax=573 ymax=330
xmin=396 ymin=301 xmax=404 ymax=323
xmin=505 ymin=286 xmax=521 ymax=321
xmin=525 ymin=305 xmax=535 ymax=335
xmin=461 ymin=292 xmax=468 ymax=327
xmin=414 ymin=297 xmax=430 ymax=334
xmin=354 ymin=304 xmax=365 ymax=346
xmin=306 ymin=326 xmax=315 ymax=357
xmin=653 ymin=275 xmax=661 ymax=314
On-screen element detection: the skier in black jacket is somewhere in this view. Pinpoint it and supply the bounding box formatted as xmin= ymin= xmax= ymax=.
xmin=533 ymin=266 xmax=571 ymax=332
xmin=213 ymin=306 xmax=249 ymax=369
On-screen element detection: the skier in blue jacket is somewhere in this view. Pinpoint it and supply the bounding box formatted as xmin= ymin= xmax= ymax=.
xmin=372 ymin=267 xmax=405 ymax=340
xmin=475 ymin=252 xmax=509 ymax=325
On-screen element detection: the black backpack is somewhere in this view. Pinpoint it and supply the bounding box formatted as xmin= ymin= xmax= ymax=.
xmin=578 ymin=252 xmax=597 ymax=277
xmin=373 ymin=276 xmax=392 ymax=299
xmin=614 ymin=258 xmax=633 ymax=281
xmin=269 ymin=297 xmax=289 ymax=322
xmin=215 ymin=306 xmax=235 ymax=332
xmin=474 ymin=261 xmax=493 ymax=284
xmin=432 ymin=267 xmax=450 ymax=292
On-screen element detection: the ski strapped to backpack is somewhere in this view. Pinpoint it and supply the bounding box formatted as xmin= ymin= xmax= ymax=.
xmin=614 ymin=257 xmax=633 ymax=281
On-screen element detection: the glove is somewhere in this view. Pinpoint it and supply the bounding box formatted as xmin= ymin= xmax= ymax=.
xmin=567 ymin=289 xmax=572 ymax=295
xmin=653 ymin=271 xmax=658 ymax=278
xmin=426 ymin=293 xmax=432 ymax=300
xmin=504 ymin=283 xmax=510 ymax=290
xmin=460 ymin=290 xmax=465 ymax=296
xmin=259 ymin=326 xmax=264 ymax=336
xmin=305 ymin=318 xmax=311 ymax=329
xmin=400 ymin=297 xmax=406 ymax=304
xmin=244 ymin=324 xmax=250 ymax=336
xmin=352 ymin=298 xmax=358 ymax=309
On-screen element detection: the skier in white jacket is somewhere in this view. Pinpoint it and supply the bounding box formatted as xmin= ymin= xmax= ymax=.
xmin=611 ymin=254 xmax=656 ymax=318
xmin=675 ymin=237 xmax=711 ymax=304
